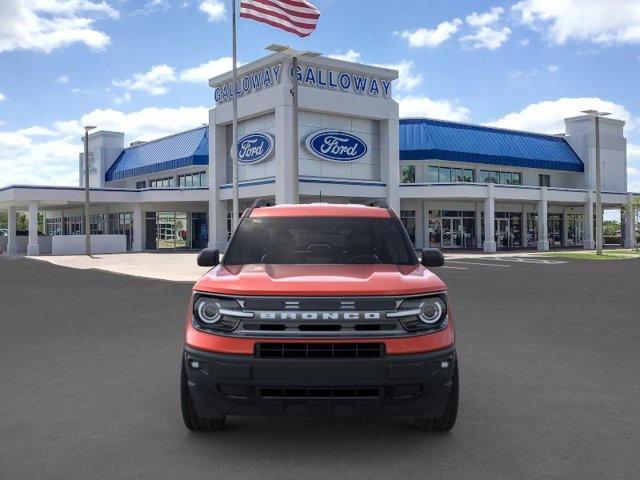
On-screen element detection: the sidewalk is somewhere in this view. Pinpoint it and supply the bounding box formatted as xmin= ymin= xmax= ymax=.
xmin=28 ymin=252 xmax=209 ymax=283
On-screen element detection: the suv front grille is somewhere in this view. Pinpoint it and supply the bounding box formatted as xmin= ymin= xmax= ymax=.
xmin=242 ymin=298 xmax=398 ymax=311
xmin=259 ymin=387 xmax=383 ymax=399
xmin=256 ymin=342 xmax=385 ymax=359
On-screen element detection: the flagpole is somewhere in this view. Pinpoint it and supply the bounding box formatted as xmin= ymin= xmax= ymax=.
xmin=231 ymin=0 xmax=240 ymax=230
xmin=291 ymin=55 xmax=299 ymax=204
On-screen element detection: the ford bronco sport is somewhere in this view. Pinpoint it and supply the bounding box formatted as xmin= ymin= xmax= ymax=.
xmin=181 ymin=201 xmax=458 ymax=431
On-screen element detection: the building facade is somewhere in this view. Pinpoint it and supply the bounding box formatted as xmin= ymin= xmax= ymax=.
xmin=1 ymin=52 xmax=637 ymax=255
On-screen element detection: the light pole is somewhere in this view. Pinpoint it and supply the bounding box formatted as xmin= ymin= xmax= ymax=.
xmin=83 ymin=125 xmax=96 ymax=255
xmin=581 ymin=110 xmax=610 ymax=256
xmin=266 ymin=44 xmax=320 ymax=204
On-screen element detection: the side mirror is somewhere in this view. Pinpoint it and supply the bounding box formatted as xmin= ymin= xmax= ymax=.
xmin=421 ymin=248 xmax=445 ymax=267
xmin=197 ymin=248 xmax=220 ymax=267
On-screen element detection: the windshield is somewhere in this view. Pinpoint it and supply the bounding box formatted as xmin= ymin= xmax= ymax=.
xmin=223 ymin=216 xmax=418 ymax=265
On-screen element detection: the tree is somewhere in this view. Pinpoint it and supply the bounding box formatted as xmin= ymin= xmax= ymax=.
xmin=602 ymin=220 xmax=620 ymax=237
xmin=0 ymin=211 xmax=6 ymax=230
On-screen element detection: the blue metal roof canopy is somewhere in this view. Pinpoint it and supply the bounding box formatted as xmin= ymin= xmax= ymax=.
xmin=399 ymin=118 xmax=584 ymax=172
xmin=105 ymin=126 xmax=209 ymax=182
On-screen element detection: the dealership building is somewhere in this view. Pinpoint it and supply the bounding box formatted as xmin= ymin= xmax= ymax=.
xmin=0 ymin=52 xmax=637 ymax=256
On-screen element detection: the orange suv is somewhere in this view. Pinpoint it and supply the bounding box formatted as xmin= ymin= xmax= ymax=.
xmin=181 ymin=201 xmax=458 ymax=431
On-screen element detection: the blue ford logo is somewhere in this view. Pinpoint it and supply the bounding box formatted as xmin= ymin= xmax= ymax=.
xmin=305 ymin=131 xmax=368 ymax=162
xmin=234 ymin=133 xmax=274 ymax=164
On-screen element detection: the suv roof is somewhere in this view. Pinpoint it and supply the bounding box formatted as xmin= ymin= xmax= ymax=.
xmin=249 ymin=203 xmax=391 ymax=218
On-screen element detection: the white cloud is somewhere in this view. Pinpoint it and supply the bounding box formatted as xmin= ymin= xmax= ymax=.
xmin=179 ymin=57 xmax=234 ymax=82
xmin=373 ymin=60 xmax=422 ymax=93
xmin=57 ymin=75 xmax=69 ymax=84
xmin=199 ymin=0 xmax=226 ymax=21
xmin=328 ymin=50 xmax=362 ymax=63
xmin=520 ymin=38 xmax=531 ymax=46
xmin=396 ymin=19 xmax=463 ymax=48
xmin=508 ymin=65 xmax=560 ymax=81
xmin=0 ymin=0 xmax=119 ymax=54
xmin=508 ymin=69 xmax=539 ymax=81
xmin=136 ymin=0 xmax=171 ymax=14
xmin=513 ymin=0 xmax=640 ymax=45
xmin=466 ymin=7 xmax=504 ymax=27
xmin=486 ymin=97 xmax=635 ymax=134
xmin=113 ymin=64 xmax=177 ymax=95
xmin=0 ymin=92 xmax=5 ymax=102
xmin=16 ymin=126 xmax=57 ymax=136
xmin=0 ymin=106 xmax=209 ymax=187
xmin=113 ymin=91 xmax=132 ymax=105
xmin=326 ymin=53 xmax=422 ymax=93
xmin=461 ymin=26 xmax=511 ymax=50
xmin=112 ymin=57 xmax=235 ymax=97
xmin=398 ymin=96 xmax=471 ymax=122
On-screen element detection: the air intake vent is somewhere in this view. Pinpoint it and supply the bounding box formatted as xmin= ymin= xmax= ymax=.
xmin=259 ymin=387 xmax=382 ymax=399
xmin=256 ymin=342 xmax=385 ymax=359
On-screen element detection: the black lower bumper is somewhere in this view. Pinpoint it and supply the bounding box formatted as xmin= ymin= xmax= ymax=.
xmin=184 ymin=345 xmax=457 ymax=418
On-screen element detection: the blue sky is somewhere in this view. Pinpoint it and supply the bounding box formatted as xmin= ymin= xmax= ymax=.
xmin=1 ymin=0 xmax=639 ymax=195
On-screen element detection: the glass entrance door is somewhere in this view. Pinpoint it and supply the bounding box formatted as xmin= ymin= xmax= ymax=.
xmin=495 ymin=218 xmax=513 ymax=249
xmin=441 ymin=218 xmax=463 ymax=248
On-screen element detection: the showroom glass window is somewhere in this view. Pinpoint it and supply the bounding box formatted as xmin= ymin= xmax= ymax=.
xmin=480 ymin=170 xmax=522 ymax=185
xmin=428 ymin=166 xmax=473 ymax=183
xmin=401 ymin=165 xmax=416 ymax=184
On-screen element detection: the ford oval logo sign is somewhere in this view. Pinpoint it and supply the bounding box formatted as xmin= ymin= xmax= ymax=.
xmin=234 ymin=133 xmax=274 ymax=164
xmin=305 ymin=130 xmax=368 ymax=163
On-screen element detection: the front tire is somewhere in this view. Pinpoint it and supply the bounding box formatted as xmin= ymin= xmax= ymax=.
xmin=415 ymin=363 xmax=459 ymax=432
xmin=180 ymin=361 xmax=226 ymax=432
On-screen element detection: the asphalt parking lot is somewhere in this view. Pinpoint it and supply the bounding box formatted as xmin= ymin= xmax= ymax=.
xmin=1 ymin=255 xmax=639 ymax=480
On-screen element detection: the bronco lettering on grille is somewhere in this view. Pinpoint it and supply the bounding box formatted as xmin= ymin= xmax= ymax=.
xmin=257 ymin=312 xmax=382 ymax=321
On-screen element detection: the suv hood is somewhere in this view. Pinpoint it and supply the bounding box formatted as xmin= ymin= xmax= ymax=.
xmin=194 ymin=264 xmax=446 ymax=296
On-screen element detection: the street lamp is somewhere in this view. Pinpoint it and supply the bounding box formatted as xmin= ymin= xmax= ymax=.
xmin=266 ymin=44 xmax=321 ymax=204
xmin=83 ymin=125 xmax=97 ymax=255
xmin=581 ymin=110 xmax=610 ymax=256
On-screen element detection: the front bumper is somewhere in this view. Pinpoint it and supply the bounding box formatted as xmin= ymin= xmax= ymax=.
xmin=184 ymin=345 xmax=457 ymax=418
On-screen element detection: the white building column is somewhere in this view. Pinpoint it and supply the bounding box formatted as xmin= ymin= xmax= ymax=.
xmin=624 ymin=193 xmax=637 ymax=248
xmin=27 ymin=203 xmax=40 ymax=256
xmin=537 ymin=187 xmax=549 ymax=251
xmin=381 ymin=117 xmax=400 ymax=214
xmin=7 ymin=206 xmax=18 ymax=255
xmin=209 ymin=116 xmax=231 ymax=251
xmin=584 ymin=195 xmax=595 ymax=249
xmin=274 ymin=104 xmax=295 ymax=205
xmin=132 ymin=204 xmax=143 ymax=252
xmin=483 ymin=185 xmax=496 ymax=253
xmin=475 ymin=202 xmax=483 ymax=249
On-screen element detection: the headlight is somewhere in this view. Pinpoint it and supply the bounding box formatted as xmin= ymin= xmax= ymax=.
xmin=390 ymin=294 xmax=448 ymax=332
xmin=195 ymin=298 xmax=221 ymax=324
xmin=418 ymin=297 xmax=446 ymax=325
xmin=192 ymin=294 xmax=249 ymax=332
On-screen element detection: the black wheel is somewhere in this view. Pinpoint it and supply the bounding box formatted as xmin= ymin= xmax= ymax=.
xmin=415 ymin=363 xmax=459 ymax=432
xmin=181 ymin=361 xmax=226 ymax=432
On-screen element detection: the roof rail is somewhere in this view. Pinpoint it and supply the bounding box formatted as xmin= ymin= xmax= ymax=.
xmin=366 ymin=199 xmax=389 ymax=208
xmin=250 ymin=199 xmax=274 ymax=209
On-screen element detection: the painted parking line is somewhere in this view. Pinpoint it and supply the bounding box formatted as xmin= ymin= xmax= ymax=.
xmin=442 ymin=265 xmax=468 ymax=270
xmin=447 ymin=261 xmax=510 ymax=268
xmin=489 ymin=257 xmax=568 ymax=265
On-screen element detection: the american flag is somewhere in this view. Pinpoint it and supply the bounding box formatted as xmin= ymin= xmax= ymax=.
xmin=240 ymin=0 xmax=321 ymax=38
